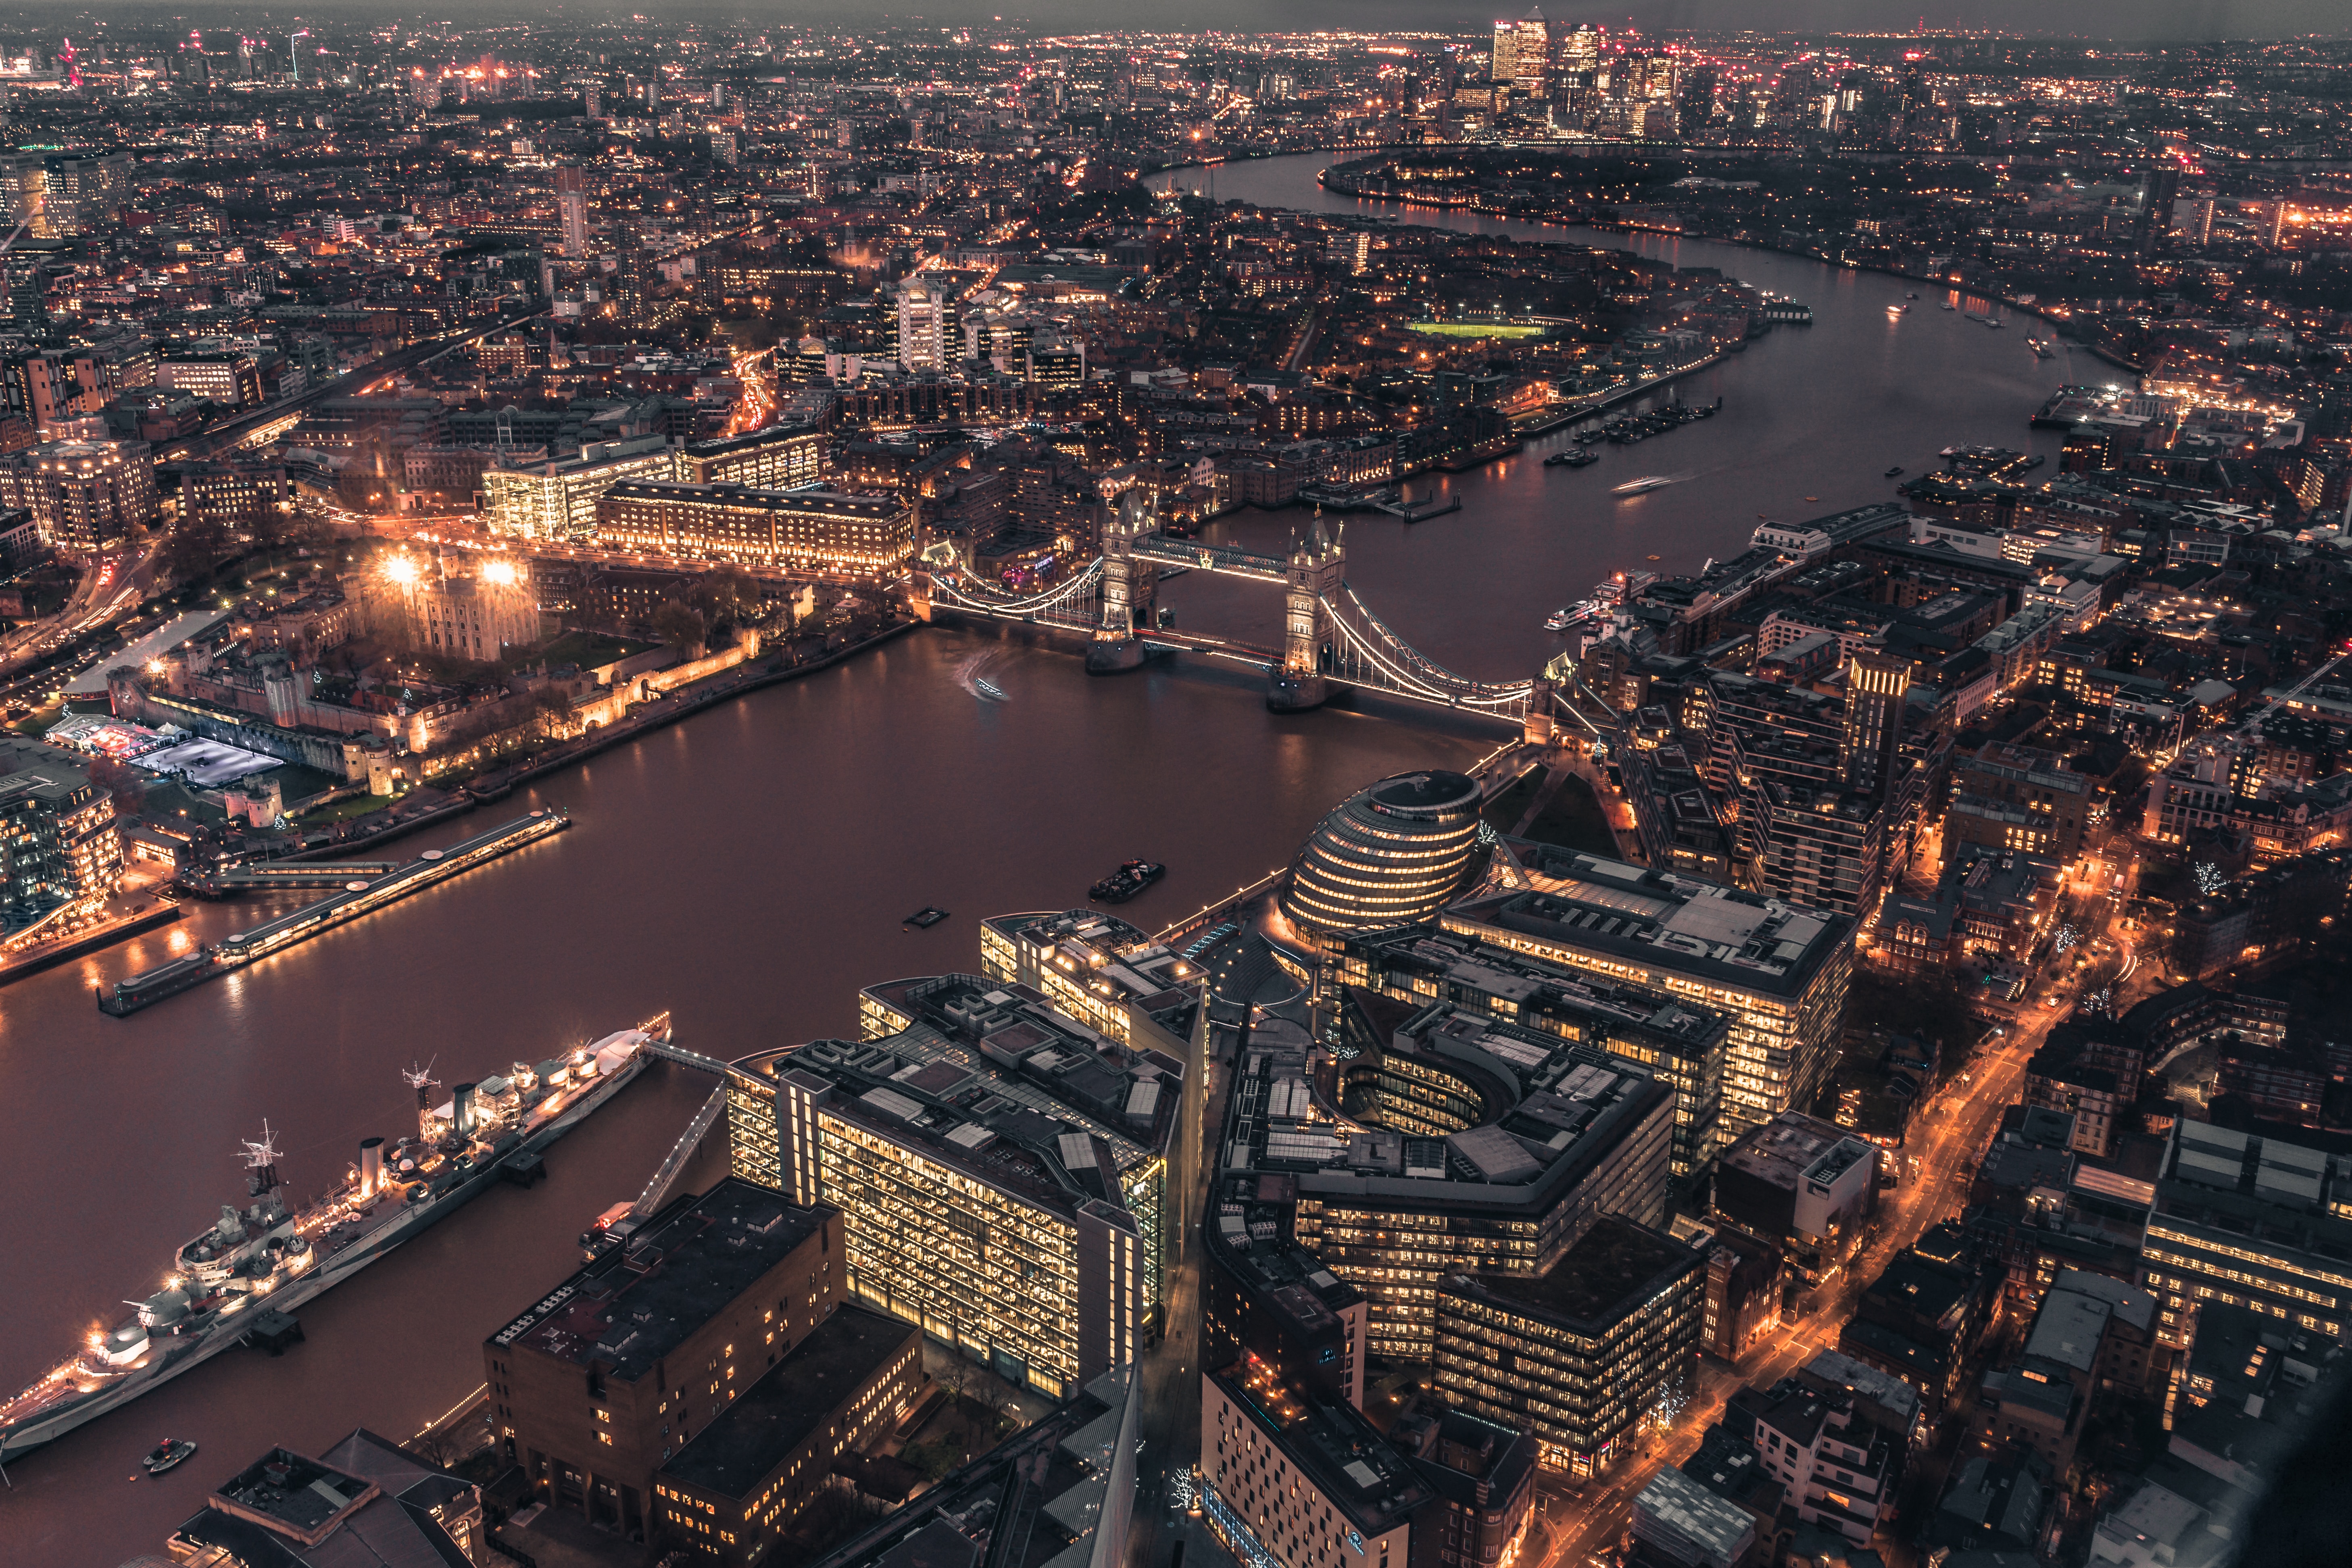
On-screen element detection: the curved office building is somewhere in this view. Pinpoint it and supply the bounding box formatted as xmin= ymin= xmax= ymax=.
xmin=1281 ymin=770 xmax=1483 ymax=934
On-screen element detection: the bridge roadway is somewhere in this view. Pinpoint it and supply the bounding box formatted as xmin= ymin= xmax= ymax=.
xmin=929 ymin=537 xmax=1542 ymax=726
xmin=1130 ymin=534 xmax=1286 ymax=581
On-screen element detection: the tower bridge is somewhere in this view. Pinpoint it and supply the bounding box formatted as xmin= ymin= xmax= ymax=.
xmin=916 ymin=489 xmax=1564 ymax=735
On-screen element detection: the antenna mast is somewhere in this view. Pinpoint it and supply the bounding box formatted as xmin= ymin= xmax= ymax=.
xmin=240 ymin=1120 xmax=284 ymax=1197
xmin=403 ymin=1060 xmax=440 ymax=1143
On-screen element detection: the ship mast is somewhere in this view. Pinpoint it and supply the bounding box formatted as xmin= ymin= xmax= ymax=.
xmin=240 ymin=1121 xmax=284 ymax=1199
xmin=402 ymin=1061 xmax=440 ymax=1145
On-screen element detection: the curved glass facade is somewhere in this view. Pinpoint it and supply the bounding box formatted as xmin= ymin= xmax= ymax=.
xmin=1280 ymin=770 xmax=1483 ymax=934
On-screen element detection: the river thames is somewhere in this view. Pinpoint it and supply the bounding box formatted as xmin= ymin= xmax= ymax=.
xmin=0 ymin=150 xmax=2071 ymax=1564
xmin=1159 ymin=151 xmax=2087 ymax=678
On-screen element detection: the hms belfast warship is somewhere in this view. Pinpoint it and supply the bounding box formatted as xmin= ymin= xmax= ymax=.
xmin=0 ymin=1015 xmax=671 ymax=1467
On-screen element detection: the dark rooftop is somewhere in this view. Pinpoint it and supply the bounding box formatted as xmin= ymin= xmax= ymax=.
xmin=205 ymin=1449 xmax=376 ymax=1540
xmin=1210 ymin=1358 xmax=1433 ymax=1537
xmin=662 ymin=1305 xmax=918 ymax=1500
xmin=1367 ymin=770 xmax=1479 ymax=814
xmin=489 ymin=1179 xmax=833 ymax=1381
xmin=1446 ymin=858 xmax=1853 ymax=1002
xmin=1451 ymin=1216 xmax=1704 ymax=1330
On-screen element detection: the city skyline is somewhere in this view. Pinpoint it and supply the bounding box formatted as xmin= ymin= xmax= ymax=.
xmin=0 ymin=8 xmax=2347 ymax=1567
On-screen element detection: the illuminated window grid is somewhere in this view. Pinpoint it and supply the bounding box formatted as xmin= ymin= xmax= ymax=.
xmin=726 ymin=1076 xmax=779 ymax=1191
xmin=1040 ymin=966 xmax=1129 ymax=1044
xmin=595 ymin=488 xmax=914 ymax=572
xmin=1447 ymin=916 xmax=1845 ymax=1147
xmin=979 ymin=924 xmax=1019 ymax=984
xmin=818 ymin=1118 xmax=1082 ymax=1397
xmin=1347 ymin=976 xmax=1719 ymax=1179
xmin=1431 ymin=1272 xmax=1701 ymax=1477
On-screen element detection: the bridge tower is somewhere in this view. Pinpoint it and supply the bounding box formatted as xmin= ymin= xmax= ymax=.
xmin=1523 ymin=674 xmax=1557 ymax=745
xmin=1269 ymin=514 xmax=1343 ymax=712
xmin=1086 ymin=487 xmax=1159 ymax=674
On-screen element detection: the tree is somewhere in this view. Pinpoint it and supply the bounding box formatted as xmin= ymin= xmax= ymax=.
xmin=156 ymin=517 xmax=230 ymax=587
xmin=651 ymin=599 xmax=707 ymax=657
xmin=690 ymin=566 xmax=760 ymax=637
xmin=528 ymin=683 xmax=575 ymax=738
xmin=85 ymin=755 xmax=149 ymax=817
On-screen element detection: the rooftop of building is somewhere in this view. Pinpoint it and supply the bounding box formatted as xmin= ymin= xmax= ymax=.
xmin=1389 ymin=1406 xmax=1538 ymax=1512
xmin=1636 ymin=1464 xmax=1761 ymax=1565
xmin=661 ymin=1305 xmax=916 ymax=1500
xmin=602 ymin=477 xmax=907 ymax=515
xmin=682 ymin=421 xmax=822 ymax=457
xmin=1445 ymin=856 xmax=1854 ymax=1001
xmin=1981 ymin=1360 xmax=2077 ymax=1422
xmin=1727 ymin=1378 xmax=1852 ymax=1454
xmin=1336 ymin=922 xmax=1731 ymax=1054
xmin=1799 ymin=1349 xmax=1921 ymax=1428
xmin=1447 ymin=1215 xmax=1703 ymax=1332
xmin=1210 ymin=1356 xmax=1434 ymax=1537
xmin=1246 ymin=993 xmax=1676 ymax=1218
xmin=1926 ymin=1449 xmax=2052 ymax=1552
xmin=1962 ymin=741 xmax=2090 ymax=792
xmin=202 ymin=1448 xmax=379 ymax=1541
xmin=803 ymin=1366 xmax=1135 ymax=1568
xmin=981 ymin=909 xmax=1205 ymax=1029
xmin=1860 ymin=1247 xmax=1979 ymax=1328
xmin=1678 ymin=1424 xmax=1781 ymax=1513
xmin=2042 ymin=1268 xmax=2157 ymax=1344
xmin=1203 ymin=1177 xmax=1364 ymax=1336
xmin=732 ymin=976 xmax=1176 ymax=1217
xmin=488 ymin=1179 xmax=834 ymax=1380
xmin=0 ymin=735 xmax=104 ymax=804
xmin=1720 ymin=1112 xmax=1876 ymax=1195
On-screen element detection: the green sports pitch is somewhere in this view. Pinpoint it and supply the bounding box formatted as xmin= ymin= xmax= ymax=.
xmin=1407 ymin=321 xmax=1547 ymax=338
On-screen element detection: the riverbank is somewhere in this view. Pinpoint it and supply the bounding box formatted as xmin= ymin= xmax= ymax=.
xmin=0 ymin=901 xmax=183 ymax=990
xmin=1299 ymin=158 xmax=2143 ymax=377
xmin=262 ymin=619 xmax=920 ymax=863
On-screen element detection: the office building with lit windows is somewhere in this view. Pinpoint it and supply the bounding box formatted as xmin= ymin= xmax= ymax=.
xmin=979 ymin=907 xmax=1206 ymax=1059
xmin=482 ymin=435 xmax=678 ymax=542
xmin=680 ymin=424 xmax=829 ymax=488
xmin=1282 ymin=771 xmax=1485 ymax=939
xmin=594 ymin=480 xmax=915 ymax=572
xmin=726 ymin=971 xmax=1183 ymax=1398
xmin=1202 ymin=1354 xmax=1433 ymax=1568
xmin=1443 ymin=857 xmax=1853 ymax=1145
xmin=481 ymin=1180 xmax=844 ymax=1541
xmin=0 ymin=735 xmax=125 ymax=931
xmin=1432 ymin=1216 xmax=1707 ymax=1477
xmin=1330 ymin=922 xmax=1728 ymax=1176
xmin=0 ymin=438 xmax=160 ymax=554
xmin=1232 ymin=994 xmax=1680 ymax=1362
xmin=650 ymin=1305 xmax=923 ymax=1566
xmin=2139 ymin=1119 xmax=2352 ymax=1351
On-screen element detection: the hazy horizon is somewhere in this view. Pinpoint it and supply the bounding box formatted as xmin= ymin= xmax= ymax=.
xmin=13 ymin=1 xmax=2350 ymax=44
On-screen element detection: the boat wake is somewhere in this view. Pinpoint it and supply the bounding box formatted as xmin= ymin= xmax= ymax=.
xmin=955 ymin=651 xmax=1011 ymax=703
xmin=1608 ymin=470 xmax=1697 ymax=497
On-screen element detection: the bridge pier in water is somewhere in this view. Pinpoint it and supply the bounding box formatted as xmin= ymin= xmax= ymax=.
xmin=1086 ymin=488 xmax=1158 ymax=674
xmin=1269 ymin=516 xmax=1343 ymax=712
xmin=925 ymin=508 xmax=1543 ymax=730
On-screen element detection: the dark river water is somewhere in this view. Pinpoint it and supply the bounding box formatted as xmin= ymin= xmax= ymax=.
xmin=0 ymin=151 xmax=2071 ymax=1564
xmin=1162 ymin=152 xmax=2091 ymax=681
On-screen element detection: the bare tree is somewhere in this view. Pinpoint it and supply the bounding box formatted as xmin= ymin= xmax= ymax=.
xmin=651 ymin=599 xmax=707 ymax=657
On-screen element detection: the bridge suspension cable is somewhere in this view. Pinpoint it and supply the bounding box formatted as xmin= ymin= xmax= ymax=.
xmin=927 ymin=559 xmax=1103 ymax=616
xmin=1328 ymin=583 xmax=1534 ymax=709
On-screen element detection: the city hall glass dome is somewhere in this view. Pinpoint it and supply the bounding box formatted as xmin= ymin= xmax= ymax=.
xmin=1281 ymin=770 xmax=1484 ymax=934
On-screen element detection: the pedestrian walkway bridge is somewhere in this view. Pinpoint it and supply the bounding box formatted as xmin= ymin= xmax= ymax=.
xmin=920 ymin=497 xmax=1554 ymax=730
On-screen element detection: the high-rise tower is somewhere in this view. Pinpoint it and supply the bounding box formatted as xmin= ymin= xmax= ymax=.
xmin=1840 ymin=648 xmax=1913 ymax=800
xmin=554 ymin=165 xmax=588 ymax=259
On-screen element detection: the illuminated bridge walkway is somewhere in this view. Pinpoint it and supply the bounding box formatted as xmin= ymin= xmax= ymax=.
xmin=919 ymin=504 xmax=1553 ymax=729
